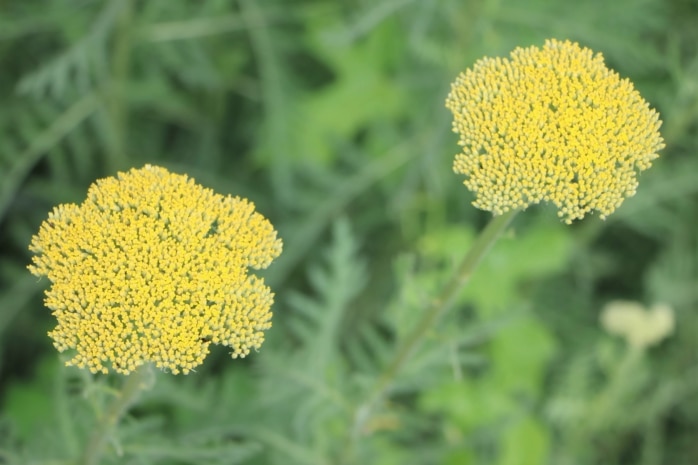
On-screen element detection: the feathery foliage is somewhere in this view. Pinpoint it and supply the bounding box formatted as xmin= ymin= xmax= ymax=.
xmin=1 ymin=0 xmax=698 ymax=464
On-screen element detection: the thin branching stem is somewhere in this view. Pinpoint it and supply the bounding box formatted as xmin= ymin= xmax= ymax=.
xmin=81 ymin=365 xmax=152 ymax=465
xmin=105 ymin=0 xmax=133 ymax=172
xmin=352 ymin=209 xmax=519 ymax=438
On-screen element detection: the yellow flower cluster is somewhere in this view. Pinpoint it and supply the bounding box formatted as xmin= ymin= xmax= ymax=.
xmin=601 ymin=301 xmax=674 ymax=350
xmin=446 ymin=39 xmax=665 ymax=223
xmin=28 ymin=165 xmax=282 ymax=375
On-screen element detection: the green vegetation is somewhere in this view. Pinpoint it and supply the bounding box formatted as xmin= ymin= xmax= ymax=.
xmin=1 ymin=0 xmax=697 ymax=464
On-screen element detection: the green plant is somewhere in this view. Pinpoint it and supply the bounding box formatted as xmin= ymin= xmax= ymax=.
xmin=1 ymin=1 xmax=697 ymax=465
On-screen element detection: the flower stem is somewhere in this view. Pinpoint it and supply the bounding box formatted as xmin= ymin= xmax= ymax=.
xmin=81 ymin=365 xmax=152 ymax=465
xmin=354 ymin=209 xmax=519 ymax=434
xmin=105 ymin=0 xmax=133 ymax=172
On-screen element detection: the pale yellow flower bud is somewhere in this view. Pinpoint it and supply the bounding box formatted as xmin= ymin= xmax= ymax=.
xmin=601 ymin=301 xmax=674 ymax=350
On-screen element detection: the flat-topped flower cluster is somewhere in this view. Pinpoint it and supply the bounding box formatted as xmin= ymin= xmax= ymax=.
xmin=29 ymin=165 xmax=282 ymax=375
xmin=447 ymin=39 xmax=665 ymax=223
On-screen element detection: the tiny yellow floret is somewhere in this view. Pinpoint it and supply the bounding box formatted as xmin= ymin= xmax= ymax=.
xmin=28 ymin=165 xmax=282 ymax=375
xmin=446 ymin=39 xmax=665 ymax=223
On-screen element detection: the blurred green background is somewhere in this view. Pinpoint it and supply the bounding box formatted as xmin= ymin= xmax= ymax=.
xmin=1 ymin=0 xmax=697 ymax=464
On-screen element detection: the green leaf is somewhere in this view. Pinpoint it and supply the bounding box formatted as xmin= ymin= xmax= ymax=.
xmin=292 ymin=11 xmax=408 ymax=163
xmin=498 ymin=417 xmax=550 ymax=465
xmin=489 ymin=315 xmax=556 ymax=395
xmin=3 ymin=357 xmax=57 ymax=441
xmin=419 ymin=379 xmax=515 ymax=432
xmin=418 ymin=217 xmax=573 ymax=316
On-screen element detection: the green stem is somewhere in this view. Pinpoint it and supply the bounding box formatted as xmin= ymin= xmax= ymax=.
xmin=81 ymin=366 xmax=152 ymax=465
xmin=354 ymin=209 xmax=519 ymax=434
xmin=106 ymin=0 xmax=133 ymax=172
xmin=588 ymin=345 xmax=642 ymax=432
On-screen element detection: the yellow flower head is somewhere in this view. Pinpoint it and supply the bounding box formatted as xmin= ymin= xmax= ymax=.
xmin=601 ymin=301 xmax=674 ymax=350
xmin=446 ymin=39 xmax=665 ymax=223
xmin=28 ymin=165 xmax=282 ymax=375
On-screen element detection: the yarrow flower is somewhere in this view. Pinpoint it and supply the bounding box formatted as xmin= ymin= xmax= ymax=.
xmin=28 ymin=165 xmax=282 ymax=375
xmin=600 ymin=301 xmax=674 ymax=350
xmin=446 ymin=39 xmax=665 ymax=223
